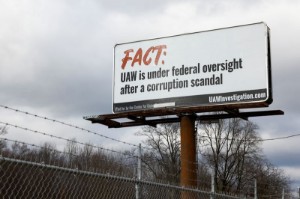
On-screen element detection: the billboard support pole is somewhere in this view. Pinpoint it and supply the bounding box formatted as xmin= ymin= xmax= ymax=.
xmin=180 ymin=114 xmax=197 ymax=199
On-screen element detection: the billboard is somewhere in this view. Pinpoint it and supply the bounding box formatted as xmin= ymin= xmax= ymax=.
xmin=113 ymin=22 xmax=272 ymax=113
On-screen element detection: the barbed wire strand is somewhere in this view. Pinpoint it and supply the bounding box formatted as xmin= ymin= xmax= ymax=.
xmin=0 ymin=105 xmax=141 ymax=148
xmin=0 ymin=138 xmax=137 ymax=168
xmin=0 ymin=105 xmax=221 ymax=159
xmin=2 ymin=105 xmax=300 ymax=164
xmin=0 ymin=121 xmax=138 ymax=159
xmin=1 ymin=137 xmax=72 ymax=155
xmin=2 ymin=105 xmax=298 ymax=147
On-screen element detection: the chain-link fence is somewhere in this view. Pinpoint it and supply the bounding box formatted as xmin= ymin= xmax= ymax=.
xmin=0 ymin=155 xmax=245 ymax=199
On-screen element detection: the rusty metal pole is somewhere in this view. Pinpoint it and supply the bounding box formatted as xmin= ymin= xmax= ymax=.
xmin=180 ymin=114 xmax=197 ymax=199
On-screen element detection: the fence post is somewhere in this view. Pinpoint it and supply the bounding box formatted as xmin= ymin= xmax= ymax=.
xmin=282 ymin=188 xmax=284 ymax=199
xmin=254 ymin=179 xmax=257 ymax=199
xmin=210 ymin=167 xmax=215 ymax=199
xmin=136 ymin=143 xmax=142 ymax=199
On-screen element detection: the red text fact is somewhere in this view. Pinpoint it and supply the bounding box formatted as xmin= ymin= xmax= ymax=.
xmin=121 ymin=45 xmax=167 ymax=69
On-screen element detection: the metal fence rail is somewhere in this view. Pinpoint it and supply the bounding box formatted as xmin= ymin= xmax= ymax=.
xmin=0 ymin=156 xmax=244 ymax=199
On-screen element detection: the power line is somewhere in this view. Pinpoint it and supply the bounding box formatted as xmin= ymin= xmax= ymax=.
xmin=197 ymin=132 xmax=300 ymax=142
xmin=261 ymin=133 xmax=300 ymax=141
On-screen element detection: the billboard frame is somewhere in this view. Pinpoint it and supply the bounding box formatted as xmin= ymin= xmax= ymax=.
xmin=85 ymin=103 xmax=283 ymax=128
xmin=112 ymin=22 xmax=273 ymax=114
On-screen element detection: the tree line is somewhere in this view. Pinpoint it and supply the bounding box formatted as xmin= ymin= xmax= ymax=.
xmin=137 ymin=118 xmax=291 ymax=198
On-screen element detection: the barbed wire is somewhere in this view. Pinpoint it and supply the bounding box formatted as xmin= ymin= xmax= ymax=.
xmin=0 ymin=105 xmax=141 ymax=148
xmin=0 ymin=138 xmax=137 ymax=168
xmin=2 ymin=105 xmax=300 ymax=167
xmin=0 ymin=105 xmax=213 ymax=164
xmin=1 ymin=123 xmax=253 ymax=179
xmin=3 ymin=105 xmax=299 ymax=147
xmin=0 ymin=138 xmax=209 ymax=187
xmin=0 ymin=121 xmax=139 ymax=160
xmin=0 ymin=137 xmax=77 ymax=157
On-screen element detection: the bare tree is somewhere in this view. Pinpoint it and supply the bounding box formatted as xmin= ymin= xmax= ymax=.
xmin=78 ymin=142 xmax=94 ymax=170
xmin=0 ymin=125 xmax=8 ymax=152
xmin=199 ymin=118 xmax=261 ymax=193
xmin=198 ymin=117 xmax=291 ymax=197
xmin=37 ymin=142 xmax=58 ymax=164
xmin=64 ymin=138 xmax=79 ymax=168
xmin=136 ymin=123 xmax=181 ymax=184
xmin=253 ymin=157 xmax=291 ymax=198
xmin=0 ymin=125 xmax=8 ymax=135
xmin=11 ymin=141 xmax=30 ymax=157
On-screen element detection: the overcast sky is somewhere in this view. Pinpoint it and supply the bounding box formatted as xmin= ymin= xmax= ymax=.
xmin=1 ymin=0 xmax=300 ymax=193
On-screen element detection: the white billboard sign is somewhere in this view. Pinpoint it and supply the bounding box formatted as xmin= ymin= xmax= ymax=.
xmin=113 ymin=22 xmax=272 ymax=113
